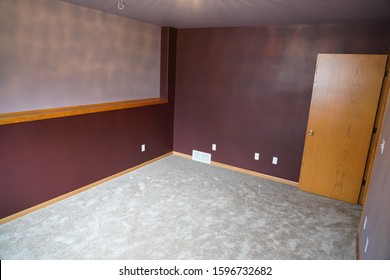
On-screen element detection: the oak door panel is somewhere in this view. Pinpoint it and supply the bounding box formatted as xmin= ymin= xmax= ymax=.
xmin=299 ymin=54 xmax=387 ymax=203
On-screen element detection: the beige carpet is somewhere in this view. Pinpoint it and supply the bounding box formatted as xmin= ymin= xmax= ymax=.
xmin=0 ymin=155 xmax=362 ymax=259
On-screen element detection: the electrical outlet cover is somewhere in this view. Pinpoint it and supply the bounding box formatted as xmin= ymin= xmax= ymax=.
xmin=380 ymin=139 xmax=385 ymax=154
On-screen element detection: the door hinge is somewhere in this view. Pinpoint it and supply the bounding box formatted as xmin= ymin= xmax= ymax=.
xmin=362 ymin=179 xmax=366 ymax=186
xmin=386 ymin=69 xmax=389 ymax=77
xmin=373 ymin=127 xmax=377 ymax=134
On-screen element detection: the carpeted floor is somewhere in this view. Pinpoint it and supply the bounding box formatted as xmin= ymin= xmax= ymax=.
xmin=0 ymin=155 xmax=362 ymax=259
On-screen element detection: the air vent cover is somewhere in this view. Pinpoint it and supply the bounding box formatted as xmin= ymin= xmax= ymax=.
xmin=192 ymin=150 xmax=211 ymax=164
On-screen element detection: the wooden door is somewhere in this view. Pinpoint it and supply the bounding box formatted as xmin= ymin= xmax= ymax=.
xmin=299 ymin=54 xmax=387 ymax=204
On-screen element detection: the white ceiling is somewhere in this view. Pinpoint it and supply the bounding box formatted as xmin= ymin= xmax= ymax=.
xmin=60 ymin=0 xmax=390 ymax=28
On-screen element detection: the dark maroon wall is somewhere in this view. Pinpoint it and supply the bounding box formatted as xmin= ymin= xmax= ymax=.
xmin=359 ymin=91 xmax=390 ymax=259
xmin=0 ymin=106 xmax=170 ymax=218
xmin=0 ymin=27 xmax=177 ymax=219
xmin=173 ymin=22 xmax=390 ymax=181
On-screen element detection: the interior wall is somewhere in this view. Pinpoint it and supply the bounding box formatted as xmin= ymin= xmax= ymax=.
xmin=0 ymin=106 xmax=170 ymax=219
xmin=359 ymin=80 xmax=390 ymax=260
xmin=0 ymin=22 xmax=177 ymax=219
xmin=0 ymin=0 xmax=161 ymax=114
xmin=174 ymin=22 xmax=390 ymax=182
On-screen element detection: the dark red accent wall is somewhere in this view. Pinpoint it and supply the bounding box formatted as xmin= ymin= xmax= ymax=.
xmin=173 ymin=22 xmax=390 ymax=182
xmin=0 ymin=27 xmax=177 ymax=219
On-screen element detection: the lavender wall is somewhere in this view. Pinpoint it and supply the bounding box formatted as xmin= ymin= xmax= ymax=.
xmin=173 ymin=22 xmax=390 ymax=182
xmin=0 ymin=0 xmax=161 ymax=114
xmin=359 ymin=87 xmax=390 ymax=259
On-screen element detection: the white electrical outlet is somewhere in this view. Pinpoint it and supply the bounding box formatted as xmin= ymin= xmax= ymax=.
xmin=212 ymin=144 xmax=217 ymax=151
xmin=364 ymin=237 xmax=369 ymax=253
xmin=272 ymin=157 xmax=278 ymax=165
xmin=380 ymin=139 xmax=385 ymax=154
xmin=141 ymin=144 xmax=146 ymax=152
xmin=363 ymin=216 xmax=368 ymax=230
xmin=254 ymin=153 xmax=260 ymax=160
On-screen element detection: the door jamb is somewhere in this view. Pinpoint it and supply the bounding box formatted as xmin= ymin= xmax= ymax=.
xmin=359 ymin=54 xmax=390 ymax=204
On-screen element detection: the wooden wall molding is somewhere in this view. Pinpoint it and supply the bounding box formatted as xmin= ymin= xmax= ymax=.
xmin=0 ymin=152 xmax=173 ymax=225
xmin=0 ymin=98 xmax=168 ymax=125
xmin=173 ymin=151 xmax=299 ymax=187
xmin=0 ymin=150 xmax=300 ymax=224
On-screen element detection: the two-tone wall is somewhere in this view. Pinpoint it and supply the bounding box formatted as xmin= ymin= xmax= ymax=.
xmin=173 ymin=23 xmax=390 ymax=182
xmin=0 ymin=0 xmax=177 ymax=219
xmin=1 ymin=1 xmax=390 ymax=259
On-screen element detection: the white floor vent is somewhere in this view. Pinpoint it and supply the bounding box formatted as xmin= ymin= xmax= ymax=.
xmin=192 ymin=150 xmax=211 ymax=164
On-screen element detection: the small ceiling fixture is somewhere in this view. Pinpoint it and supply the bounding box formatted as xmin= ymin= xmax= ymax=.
xmin=117 ymin=1 xmax=125 ymax=10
